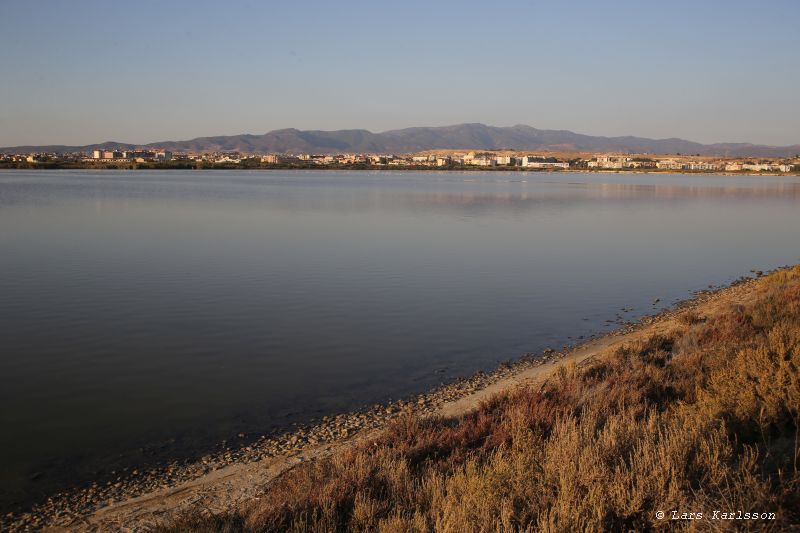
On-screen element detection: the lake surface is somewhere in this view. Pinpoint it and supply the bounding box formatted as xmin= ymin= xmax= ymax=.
xmin=2 ymin=169 xmax=800 ymax=508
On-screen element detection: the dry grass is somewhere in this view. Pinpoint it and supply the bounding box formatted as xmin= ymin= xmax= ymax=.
xmin=161 ymin=266 xmax=800 ymax=532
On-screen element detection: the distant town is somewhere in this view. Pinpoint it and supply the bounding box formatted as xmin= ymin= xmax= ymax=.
xmin=2 ymin=148 xmax=799 ymax=173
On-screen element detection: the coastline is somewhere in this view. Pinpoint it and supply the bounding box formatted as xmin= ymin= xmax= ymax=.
xmin=1 ymin=165 xmax=799 ymax=177
xmin=1 ymin=270 xmax=772 ymax=532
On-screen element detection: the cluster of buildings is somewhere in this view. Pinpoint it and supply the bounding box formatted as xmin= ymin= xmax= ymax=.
xmin=90 ymin=149 xmax=173 ymax=162
xmin=256 ymin=152 xmax=570 ymax=169
xmin=586 ymin=154 xmax=795 ymax=173
xmin=2 ymin=149 xmax=798 ymax=173
xmin=257 ymin=152 xmax=797 ymax=172
xmin=0 ymin=152 xmax=74 ymax=163
xmin=0 ymin=150 xmax=174 ymax=163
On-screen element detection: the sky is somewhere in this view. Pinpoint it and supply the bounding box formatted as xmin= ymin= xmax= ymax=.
xmin=1 ymin=0 xmax=799 ymax=147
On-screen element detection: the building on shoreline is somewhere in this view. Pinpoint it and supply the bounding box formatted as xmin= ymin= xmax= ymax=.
xmin=90 ymin=149 xmax=172 ymax=162
xmin=2 ymin=148 xmax=798 ymax=173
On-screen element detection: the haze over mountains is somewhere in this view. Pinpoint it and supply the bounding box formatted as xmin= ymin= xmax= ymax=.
xmin=3 ymin=124 xmax=799 ymax=157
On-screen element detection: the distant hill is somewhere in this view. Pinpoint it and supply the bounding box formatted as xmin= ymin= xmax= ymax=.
xmin=3 ymin=123 xmax=799 ymax=157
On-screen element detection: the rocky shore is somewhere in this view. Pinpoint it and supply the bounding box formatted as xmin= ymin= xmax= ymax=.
xmin=0 ymin=272 xmax=765 ymax=532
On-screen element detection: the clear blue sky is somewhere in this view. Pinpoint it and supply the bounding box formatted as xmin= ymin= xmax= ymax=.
xmin=1 ymin=0 xmax=798 ymax=147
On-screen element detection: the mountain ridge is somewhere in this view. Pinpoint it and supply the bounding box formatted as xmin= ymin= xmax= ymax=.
xmin=3 ymin=123 xmax=798 ymax=157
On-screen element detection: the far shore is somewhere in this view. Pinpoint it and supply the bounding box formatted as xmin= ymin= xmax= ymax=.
xmin=0 ymin=268 xmax=776 ymax=532
xmin=1 ymin=163 xmax=799 ymax=177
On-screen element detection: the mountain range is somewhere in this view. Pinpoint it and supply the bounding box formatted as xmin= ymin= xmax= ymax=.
xmin=3 ymin=124 xmax=799 ymax=157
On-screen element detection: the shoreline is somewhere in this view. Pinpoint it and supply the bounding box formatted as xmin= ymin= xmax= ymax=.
xmin=1 ymin=166 xmax=799 ymax=177
xmin=1 ymin=270 xmax=772 ymax=532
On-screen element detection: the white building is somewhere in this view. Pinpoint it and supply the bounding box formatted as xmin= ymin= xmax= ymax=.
xmin=521 ymin=156 xmax=568 ymax=169
xmin=684 ymin=161 xmax=719 ymax=171
xmin=656 ymin=160 xmax=683 ymax=170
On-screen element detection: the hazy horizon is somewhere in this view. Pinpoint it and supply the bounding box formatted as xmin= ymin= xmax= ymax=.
xmin=1 ymin=0 xmax=799 ymax=147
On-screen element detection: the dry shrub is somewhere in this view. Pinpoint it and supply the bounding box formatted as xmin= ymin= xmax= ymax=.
xmin=159 ymin=512 xmax=245 ymax=533
xmin=678 ymin=309 xmax=706 ymax=326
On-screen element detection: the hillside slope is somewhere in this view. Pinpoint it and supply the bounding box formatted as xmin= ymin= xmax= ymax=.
xmin=3 ymin=123 xmax=799 ymax=157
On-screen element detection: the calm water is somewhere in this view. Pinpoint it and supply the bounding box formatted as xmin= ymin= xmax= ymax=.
xmin=2 ymin=169 xmax=800 ymax=508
